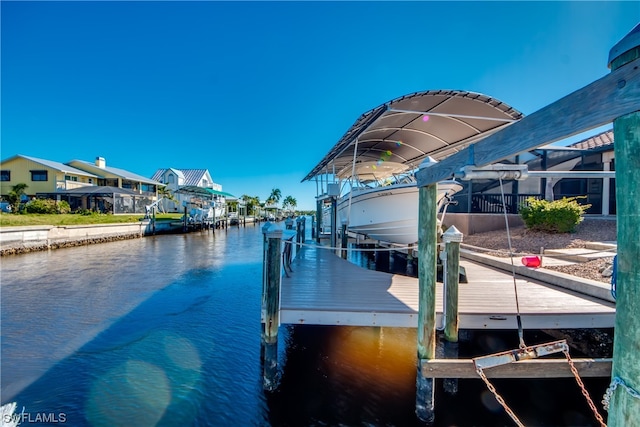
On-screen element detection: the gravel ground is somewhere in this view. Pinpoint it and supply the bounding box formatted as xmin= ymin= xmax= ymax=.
xmin=462 ymin=218 xmax=617 ymax=283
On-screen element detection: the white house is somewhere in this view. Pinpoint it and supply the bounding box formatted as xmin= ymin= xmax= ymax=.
xmin=151 ymin=168 xmax=224 ymax=213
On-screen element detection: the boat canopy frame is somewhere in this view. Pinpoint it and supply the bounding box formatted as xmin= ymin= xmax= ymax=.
xmin=302 ymin=89 xmax=524 ymax=184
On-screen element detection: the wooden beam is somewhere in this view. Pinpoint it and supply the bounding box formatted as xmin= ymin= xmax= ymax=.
xmin=421 ymin=358 xmax=612 ymax=379
xmin=416 ymin=57 xmax=640 ymax=186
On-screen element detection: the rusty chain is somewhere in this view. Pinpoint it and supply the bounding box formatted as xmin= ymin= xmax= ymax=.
xmin=475 ymin=367 xmax=525 ymax=427
xmin=563 ymin=349 xmax=607 ymax=427
xmin=475 ymin=350 xmax=607 ymax=427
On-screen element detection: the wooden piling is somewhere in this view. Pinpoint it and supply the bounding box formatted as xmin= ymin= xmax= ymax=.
xmin=442 ymin=226 xmax=463 ymax=343
xmin=183 ymin=205 xmax=188 ymax=232
xmin=296 ymin=217 xmax=303 ymax=247
xmin=315 ymin=200 xmax=322 ymax=243
xmin=341 ymin=222 xmax=348 ymax=259
xmin=330 ymin=197 xmax=337 ymax=250
xmin=416 ymin=183 xmax=438 ymax=423
xmin=608 ymin=24 xmax=640 ymax=426
xmin=262 ymin=226 xmax=283 ymax=342
xmin=261 ymin=224 xmax=283 ymax=390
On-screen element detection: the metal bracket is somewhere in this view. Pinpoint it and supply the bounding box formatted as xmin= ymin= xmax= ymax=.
xmin=473 ymin=340 xmax=569 ymax=371
xmin=455 ymin=163 xmax=529 ymax=181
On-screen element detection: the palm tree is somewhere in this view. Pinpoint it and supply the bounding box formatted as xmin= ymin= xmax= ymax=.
xmin=241 ymin=195 xmax=261 ymax=216
xmin=282 ymin=195 xmax=297 ymax=212
xmin=5 ymin=183 xmax=28 ymax=212
xmin=157 ymin=186 xmax=177 ymax=213
xmin=267 ymin=188 xmax=281 ymax=206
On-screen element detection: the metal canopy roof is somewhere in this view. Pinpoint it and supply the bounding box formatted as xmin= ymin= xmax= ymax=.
xmin=175 ymin=185 xmax=235 ymax=198
xmin=48 ymin=186 xmax=140 ymax=196
xmin=302 ymin=90 xmax=523 ymax=182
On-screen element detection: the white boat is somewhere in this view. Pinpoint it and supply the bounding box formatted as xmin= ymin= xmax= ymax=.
xmin=303 ymin=90 xmax=523 ymax=244
xmin=336 ymin=161 xmax=462 ymax=244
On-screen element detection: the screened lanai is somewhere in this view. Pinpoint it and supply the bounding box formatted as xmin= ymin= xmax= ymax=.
xmin=38 ymin=186 xmax=152 ymax=214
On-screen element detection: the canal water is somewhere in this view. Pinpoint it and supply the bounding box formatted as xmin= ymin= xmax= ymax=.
xmin=1 ymin=219 xmax=609 ymax=426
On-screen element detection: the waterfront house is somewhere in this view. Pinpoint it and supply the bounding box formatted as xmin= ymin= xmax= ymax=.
xmin=448 ymin=129 xmax=616 ymax=217
xmin=61 ymin=157 xmax=162 ymax=214
xmin=151 ymin=168 xmax=224 ymax=212
xmin=0 ymin=154 xmax=99 ymax=199
xmin=0 ymin=154 xmax=162 ymax=214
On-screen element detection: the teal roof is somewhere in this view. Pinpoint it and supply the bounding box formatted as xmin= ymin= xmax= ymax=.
xmin=175 ymin=185 xmax=235 ymax=198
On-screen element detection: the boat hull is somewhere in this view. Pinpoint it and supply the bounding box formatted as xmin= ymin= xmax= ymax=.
xmin=337 ymin=181 xmax=462 ymax=244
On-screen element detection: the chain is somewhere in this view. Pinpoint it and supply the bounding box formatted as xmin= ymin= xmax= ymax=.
xmin=475 ymin=367 xmax=525 ymax=427
xmin=563 ymin=349 xmax=607 ymax=427
xmin=603 ymin=376 xmax=640 ymax=411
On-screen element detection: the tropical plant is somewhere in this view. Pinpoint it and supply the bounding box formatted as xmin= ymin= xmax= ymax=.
xmin=519 ymin=196 xmax=591 ymax=233
xmin=157 ymin=186 xmax=177 ymax=214
xmin=241 ymin=195 xmax=261 ymax=215
xmin=5 ymin=183 xmax=28 ymax=212
xmin=266 ymin=188 xmax=281 ymax=206
xmin=282 ymin=195 xmax=297 ymax=211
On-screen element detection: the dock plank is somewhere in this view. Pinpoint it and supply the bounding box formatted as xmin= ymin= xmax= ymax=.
xmin=278 ymin=245 xmax=615 ymax=329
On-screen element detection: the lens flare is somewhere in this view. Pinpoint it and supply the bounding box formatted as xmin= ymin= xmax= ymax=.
xmin=422 ymin=115 xmax=429 ymax=122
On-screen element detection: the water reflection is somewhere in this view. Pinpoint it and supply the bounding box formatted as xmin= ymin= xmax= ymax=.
xmin=1 ymin=220 xmax=609 ymax=426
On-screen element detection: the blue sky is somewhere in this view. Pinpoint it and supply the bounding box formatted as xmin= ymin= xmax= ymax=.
xmin=2 ymin=2 xmax=638 ymax=210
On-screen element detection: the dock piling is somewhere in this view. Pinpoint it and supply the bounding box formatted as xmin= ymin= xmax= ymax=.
xmin=442 ymin=226 xmax=463 ymax=395
xmin=608 ymin=24 xmax=640 ymax=426
xmin=416 ymin=183 xmax=439 ymax=423
xmin=261 ymin=224 xmax=283 ymax=390
xmin=341 ymin=222 xmax=348 ymax=259
xmin=442 ymin=226 xmax=463 ymax=343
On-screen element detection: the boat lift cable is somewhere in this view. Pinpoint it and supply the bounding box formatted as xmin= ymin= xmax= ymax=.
xmin=461 ymin=167 xmax=607 ymax=427
xmin=498 ymin=177 xmax=526 ymax=349
xmin=346 ymin=137 xmax=360 ymax=227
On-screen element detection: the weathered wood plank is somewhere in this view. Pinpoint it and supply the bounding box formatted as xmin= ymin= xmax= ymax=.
xmin=421 ymin=358 xmax=612 ymax=378
xmin=416 ymin=57 xmax=640 ymax=186
xmin=279 ymin=245 xmax=615 ymax=329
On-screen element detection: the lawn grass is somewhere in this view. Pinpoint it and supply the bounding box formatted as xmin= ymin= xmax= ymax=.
xmin=0 ymin=213 xmax=183 ymax=227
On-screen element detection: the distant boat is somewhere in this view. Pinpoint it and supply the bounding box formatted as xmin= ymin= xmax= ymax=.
xmin=337 ymin=161 xmax=462 ymax=244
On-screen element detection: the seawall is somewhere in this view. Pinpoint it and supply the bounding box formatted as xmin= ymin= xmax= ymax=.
xmin=0 ymin=220 xmax=152 ymax=256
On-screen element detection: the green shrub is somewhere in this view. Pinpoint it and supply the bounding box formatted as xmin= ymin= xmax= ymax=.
xmin=56 ymin=200 xmax=71 ymax=214
xmin=519 ymin=196 xmax=591 ymax=233
xmin=25 ymin=199 xmax=57 ymax=214
xmin=24 ymin=199 xmax=71 ymax=214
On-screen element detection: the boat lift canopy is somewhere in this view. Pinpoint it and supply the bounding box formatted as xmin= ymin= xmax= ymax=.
xmin=302 ymin=90 xmax=523 ymax=182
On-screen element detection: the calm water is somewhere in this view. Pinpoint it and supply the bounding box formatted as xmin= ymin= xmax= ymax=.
xmin=1 ymin=219 xmax=608 ymax=426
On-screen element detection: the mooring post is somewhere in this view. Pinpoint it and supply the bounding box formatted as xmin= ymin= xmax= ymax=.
xmin=607 ymin=24 xmax=640 ymax=426
xmin=261 ymin=224 xmax=283 ymax=391
xmin=285 ymin=217 xmax=293 ymax=230
xmin=442 ymin=226 xmax=463 ymax=342
xmin=341 ymin=221 xmax=348 ymax=259
xmin=296 ymin=217 xmax=303 ymax=247
xmin=442 ymin=225 xmax=463 ymax=395
xmin=301 ymin=216 xmax=306 ymax=243
xmin=152 ymin=207 xmax=156 ymax=235
xmin=315 ymin=200 xmax=322 ymax=243
xmin=416 ymin=183 xmax=439 ymax=423
xmin=183 ymin=204 xmax=188 ymax=232
xmin=330 ymin=197 xmax=337 ymax=251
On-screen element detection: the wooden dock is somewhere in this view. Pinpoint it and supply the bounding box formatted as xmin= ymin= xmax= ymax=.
xmin=279 ymin=243 xmax=615 ymax=329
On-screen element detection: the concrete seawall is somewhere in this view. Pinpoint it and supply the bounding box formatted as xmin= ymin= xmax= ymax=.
xmin=0 ymin=220 xmax=152 ymax=256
